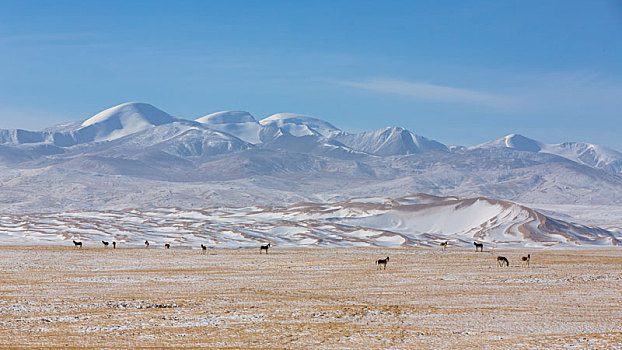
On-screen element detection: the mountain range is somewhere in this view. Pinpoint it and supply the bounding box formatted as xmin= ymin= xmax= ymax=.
xmin=0 ymin=102 xmax=621 ymax=247
xmin=3 ymin=102 xmax=620 ymax=168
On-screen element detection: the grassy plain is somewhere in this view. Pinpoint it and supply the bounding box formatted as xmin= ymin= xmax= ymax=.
xmin=0 ymin=246 xmax=620 ymax=349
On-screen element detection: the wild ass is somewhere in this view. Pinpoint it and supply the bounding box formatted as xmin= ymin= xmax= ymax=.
xmin=201 ymin=244 xmax=207 ymax=254
xmin=376 ymin=257 xmax=390 ymax=270
xmin=474 ymin=242 xmax=483 ymax=252
xmin=260 ymin=243 xmax=271 ymax=254
xmin=73 ymin=240 xmax=82 ymax=248
xmin=497 ymin=256 xmax=509 ymax=267
xmin=440 ymin=241 xmax=448 ymax=251
xmin=521 ymin=254 xmax=531 ymax=267
xmin=102 ymin=241 xmax=109 ymax=247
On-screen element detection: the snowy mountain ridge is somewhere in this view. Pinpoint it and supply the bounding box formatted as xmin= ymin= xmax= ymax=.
xmin=473 ymin=133 xmax=622 ymax=174
xmin=2 ymin=102 xmax=620 ymax=174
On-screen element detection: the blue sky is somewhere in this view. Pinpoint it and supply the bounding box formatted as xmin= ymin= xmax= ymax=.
xmin=1 ymin=0 xmax=621 ymax=149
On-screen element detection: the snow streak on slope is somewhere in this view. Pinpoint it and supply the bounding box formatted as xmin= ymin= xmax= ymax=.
xmin=474 ymin=134 xmax=543 ymax=152
xmin=0 ymin=194 xmax=618 ymax=249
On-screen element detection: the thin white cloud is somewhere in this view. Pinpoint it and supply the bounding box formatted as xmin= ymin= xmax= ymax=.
xmin=332 ymin=77 xmax=514 ymax=109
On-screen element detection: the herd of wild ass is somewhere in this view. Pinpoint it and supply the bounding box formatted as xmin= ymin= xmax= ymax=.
xmin=70 ymin=239 xmax=532 ymax=270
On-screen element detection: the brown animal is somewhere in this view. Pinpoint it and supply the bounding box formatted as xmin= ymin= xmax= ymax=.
xmin=201 ymin=244 xmax=207 ymax=254
xmin=497 ymin=256 xmax=509 ymax=267
xmin=73 ymin=240 xmax=82 ymax=248
xmin=376 ymin=257 xmax=390 ymax=270
xmin=474 ymin=242 xmax=483 ymax=252
xmin=260 ymin=243 xmax=271 ymax=254
xmin=440 ymin=241 xmax=448 ymax=251
xmin=164 ymin=243 xmax=170 ymax=249
xmin=145 ymin=240 xmax=149 ymax=248
xmin=102 ymin=241 xmax=109 ymax=247
xmin=112 ymin=241 xmax=116 ymax=249
xmin=521 ymin=254 xmax=531 ymax=267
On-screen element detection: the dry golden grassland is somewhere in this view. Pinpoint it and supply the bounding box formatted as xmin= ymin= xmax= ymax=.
xmin=0 ymin=246 xmax=620 ymax=349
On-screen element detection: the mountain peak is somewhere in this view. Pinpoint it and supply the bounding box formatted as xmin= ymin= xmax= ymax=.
xmin=332 ymin=127 xmax=448 ymax=156
xmin=82 ymin=102 xmax=175 ymax=127
xmin=196 ymin=111 xmax=257 ymax=125
xmin=473 ymin=134 xmax=543 ymax=152
xmin=195 ymin=111 xmax=261 ymax=144
xmin=259 ymin=113 xmax=340 ymax=138
xmin=501 ymin=134 xmax=542 ymax=152
xmin=79 ymin=102 xmax=177 ymax=142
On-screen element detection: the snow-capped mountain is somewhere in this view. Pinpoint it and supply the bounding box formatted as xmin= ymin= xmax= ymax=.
xmin=473 ymin=134 xmax=544 ymax=152
xmin=544 ymin=142 xmax=622 ymax=174
xmin=473 ymin=134 xmax=622 ymax=174
xmin=196 ymin=111 xmax=262 ymax=144
xmin=332 ymin=127 xmax=449 ymax=156
xmin=259 ymin=113 xmax=340 ymax=138
xmin=79 ymin=102 xmax=179 ymax=142
xmin=0 ymin=102 xmax=179 ymax=147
